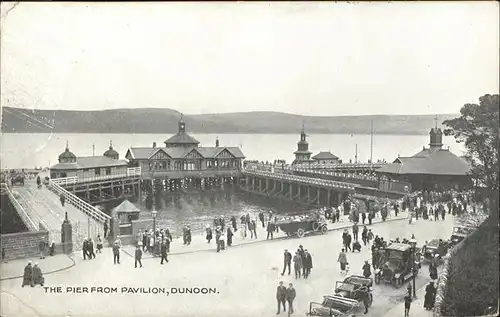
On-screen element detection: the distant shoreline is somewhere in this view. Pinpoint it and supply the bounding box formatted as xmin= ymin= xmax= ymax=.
xmin=1 ymin=131 xmax=430 ymax=135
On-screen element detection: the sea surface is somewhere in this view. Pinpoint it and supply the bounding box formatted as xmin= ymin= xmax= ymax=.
xmin=1 ymin=133 xmax=465 ymax=235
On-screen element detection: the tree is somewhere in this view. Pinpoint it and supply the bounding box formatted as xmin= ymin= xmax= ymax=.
xmin=443 ymin=94 xmax=499 ymax=218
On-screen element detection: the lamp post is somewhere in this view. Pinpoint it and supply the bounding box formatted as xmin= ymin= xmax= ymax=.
xmin=152 ymin=209 xmax=157 ymax=256
xmin=409 ymin=237 xmax=417 ymax=298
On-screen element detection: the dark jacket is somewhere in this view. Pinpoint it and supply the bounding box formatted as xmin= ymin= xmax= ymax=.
xmin=303 ymin=253 xmax=313 ymax=269
xmin=286 ymin=287 xmax=296 ymax=301
xmin=112 ymin=244 xmax=120 ymax=255
xmin=135 ymin=248 xmax=142 ymax=259
xmin=284 ymin=251 xmax=292 ymax=264
xmin=276 ymin=285 xmax=286 ymax=300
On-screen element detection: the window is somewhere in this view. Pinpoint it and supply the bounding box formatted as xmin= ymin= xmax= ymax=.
xmin=83 ymin=168 xmax=90 ymax=172
xmin=105 ymin=168 xmax=111 ymax=175
xmin=95 ymin=168 xmax=101 ymax=176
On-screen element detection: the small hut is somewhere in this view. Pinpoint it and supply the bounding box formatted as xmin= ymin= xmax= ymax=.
xmin=111 ymin=200 xmax=140 ymax=238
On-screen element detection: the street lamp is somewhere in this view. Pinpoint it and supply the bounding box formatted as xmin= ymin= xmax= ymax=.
xmin=152 ymin=209 xmax=157 ymax=256
xmin=409 ymin=237 xmax=417 ymax=298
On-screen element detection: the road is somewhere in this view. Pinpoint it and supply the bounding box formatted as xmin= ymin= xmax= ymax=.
xmin=0 ymin=215 xmax=455 ymax=317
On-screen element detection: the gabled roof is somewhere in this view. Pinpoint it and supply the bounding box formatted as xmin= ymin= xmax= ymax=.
xmin=127 ymin=146 xmax=245 ymax=160
xmin=164 ymin=132 xmax=199 ymax=145
xmin=50 ymin=156 xmax=128 ymax=170
xmin=378 ymin=148 xmax=470 ymax=176
xmin=112 ymin=200 xmax=140 ymax=213
xmin=313 ymin=151 xmax=339 ymax=160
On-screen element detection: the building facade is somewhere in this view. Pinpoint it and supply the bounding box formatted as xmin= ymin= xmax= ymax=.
xmin=376 ymin=126 xmax=471 ymax=191
xmin=50 ymin=142 xmax=128 ymax=180
xmin=125 ymin=118 xmax=245 ymax=179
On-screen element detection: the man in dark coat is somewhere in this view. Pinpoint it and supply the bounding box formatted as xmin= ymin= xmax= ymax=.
xmin=286 ymin=283 xmax=296 ymax=314
xmin=39 ymin=239 xmax=46 ymax=259
xmin=266 ymin=221 xmax=274 ymax=240
xmin=134 ymin=245 xmax=143 ymax=268
xmin=160 ymin=241 xmax=169 ymax=264
xmin=60 ymin=194 xmax=65 ymax=207
xmin=205 ymin=225 xmax=213 ymax=243
xmin=361 ymin=212 xmax=366 ymax=224
xmin=362 ymin=260 xmax=371 ymax=278
xmin=215 ymin=227 xmax=222 ymax=252
xmin=226 ymin=227 xmax=233 ymax=247
xmin=346 ymin=232 xmax=352 ymax=252
xmin=88 ymin=238 xmax=96 ymax=259
xmin=104 ymin=221 xmax=109 ymax=239
xmin=82 ymin=239 xmax=89 ymax=260
xmin=303 ymin=250 xmax=313 ymax=278
xmin=258 ymin=212 xmax=265 ymax=228
xmin=112 ymin=241 xmax=120 ymax=264
xmin=352 ymin=223 xmax=359 ymax=241
xmin=251 ymin=220 xmax=257 ymax=239
xmin=276 ymin=281 xmax=287 ymax=314
xmin=230 ymin=216 xmax=237 ymax=232
xmin=22 ymin=261 xmax=33 ymax=287
xmin=361 ymin=226 xmax=368 ymax=245
xmin=281 ymin=249 xmax=292 ymax=276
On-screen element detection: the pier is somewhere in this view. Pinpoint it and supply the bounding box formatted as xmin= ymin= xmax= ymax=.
xmin=241 ymin=169 xmax=356 ymax=207
xmin=3 ymin=175 xmax=110 ymax=249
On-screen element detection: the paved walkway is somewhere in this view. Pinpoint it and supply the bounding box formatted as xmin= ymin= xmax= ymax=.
xmin=0 ymin=254 xmax=75 ymax=280
xmin=0 ymin=213 xmax=456 ymax=317
xmin=383 ymin=282 xmax=435 ymax=317
xmin=10 ymin=178 xmax=96 ymax=246
xmin=122 ymin=211 xmax=409 ymax=258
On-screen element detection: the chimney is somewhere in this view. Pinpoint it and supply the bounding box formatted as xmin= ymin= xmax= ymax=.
xmin=153 ymin=142 xmax=156 ymax=148
xmin=215 ymin=137 xmax=219 ymax=147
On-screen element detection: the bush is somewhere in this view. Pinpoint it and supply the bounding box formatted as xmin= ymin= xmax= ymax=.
xmin=440 ymin=216 xmax=499 ymax=316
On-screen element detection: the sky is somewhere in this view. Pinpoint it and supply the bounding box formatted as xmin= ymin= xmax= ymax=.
xmin=0 ymin=2 xmax=498 ymax=116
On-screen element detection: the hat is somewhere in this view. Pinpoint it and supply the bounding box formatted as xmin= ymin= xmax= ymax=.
xmin=28 ymin=261 xmax=32 ymax=264
xmin=206 ymin=224 xmax=210 ymax=229
xmin=34 ymin=262 xmax=39 ymax=266
xmin=284 ymin=249 xmax=288 ymax=252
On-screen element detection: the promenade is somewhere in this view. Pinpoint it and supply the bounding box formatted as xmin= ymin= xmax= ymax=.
xmin=9 ymin=177 xmax=99 ymax=245
xmin=0 ymin=210 xmax=456 ymax=317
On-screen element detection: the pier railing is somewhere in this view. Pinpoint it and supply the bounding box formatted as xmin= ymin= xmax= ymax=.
xmin=243 ymin=169 xmax=356 ymax=191
xmin=48 ymin=181 xmax=111 ymax=224
xmin=0 ymin=182 xmax=38 ymax=232
xmin=51 ymin=167 xmax=142 ymax=186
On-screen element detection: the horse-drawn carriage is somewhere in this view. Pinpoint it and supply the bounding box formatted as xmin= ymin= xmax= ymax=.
xmin=276 ymin=210 xmax=328 ymax=238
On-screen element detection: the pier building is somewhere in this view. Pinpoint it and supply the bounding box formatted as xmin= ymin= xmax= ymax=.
xmin=125 ymin=118 xmax=245 ymax=181
xmin=49 ymin=142 xmax=141 ymax=205
xmin=312 ymin=151 xmax=341 ymax=164
xmin=376 ymin=124 xmax=471 ymax=191
xmin=292 ymin=127 xmax=313 ymax=165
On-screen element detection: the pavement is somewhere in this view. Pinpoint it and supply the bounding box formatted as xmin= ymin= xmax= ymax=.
xmin=121 ymin=211 xmax=410 ymax=258
xmin=0 ymin=254 xmax=75 ymax=280
xmin=382 ymin=284 xmax=434 ymax=317
xmin=0 ymin=210 xmax=456 ymax=317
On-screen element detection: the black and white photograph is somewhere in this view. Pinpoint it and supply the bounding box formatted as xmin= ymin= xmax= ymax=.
xmin=0 ymin=2 xmax=498 ymax=317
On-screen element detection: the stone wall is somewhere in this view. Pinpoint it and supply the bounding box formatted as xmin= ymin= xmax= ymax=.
xmin=0 ymin=223 xmax=49 ymax=260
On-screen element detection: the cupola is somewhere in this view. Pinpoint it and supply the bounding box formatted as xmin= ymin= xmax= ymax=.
xmin=103 ymin=140 xmax=119 ymax=160
xmin=58 ymin=141 xmax=77 ymax=163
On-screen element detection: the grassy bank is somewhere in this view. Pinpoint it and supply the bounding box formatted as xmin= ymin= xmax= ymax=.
xmin=440 ymin=215 xmax=499 ymax=316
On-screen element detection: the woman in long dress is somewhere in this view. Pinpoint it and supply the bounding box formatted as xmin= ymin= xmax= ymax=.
xmin=22 ymin=261 xmax=33 ymax=287
xmin=32 ymin=263 xmax=44 ymax=287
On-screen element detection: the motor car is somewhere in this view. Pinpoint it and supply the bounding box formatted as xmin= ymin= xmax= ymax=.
xmin=307 ymin=295 xmax=358 ymax=317
xmin=450 ymin=226 xmax=474 ymax=245
xmin=374 ymin=243 xmax=420 ymax=287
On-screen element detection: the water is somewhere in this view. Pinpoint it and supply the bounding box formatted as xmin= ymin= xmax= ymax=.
xmin=1 ymin=133 xmax=465 ymax=235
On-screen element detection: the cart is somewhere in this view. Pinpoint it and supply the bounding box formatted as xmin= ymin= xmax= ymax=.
xmin=276 ymin=210 xmax=328 ymax=238
xmin=307 ymin=295 xmax=359 ymax=317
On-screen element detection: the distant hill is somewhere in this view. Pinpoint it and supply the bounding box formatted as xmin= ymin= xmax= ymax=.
xmin=0 ymin=106 xmax=458 ymax=135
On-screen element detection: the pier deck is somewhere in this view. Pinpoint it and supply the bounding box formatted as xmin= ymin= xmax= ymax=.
xmin=9 ymin=178 xmax=101 ymax=247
